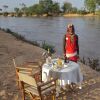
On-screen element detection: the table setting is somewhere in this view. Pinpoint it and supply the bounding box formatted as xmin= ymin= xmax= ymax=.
xmin=42 ymin=57 xmax=83 ymax=87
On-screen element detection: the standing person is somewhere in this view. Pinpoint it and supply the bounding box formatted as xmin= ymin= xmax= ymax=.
xmin=63 ymin=24 xmax=79 ymax=62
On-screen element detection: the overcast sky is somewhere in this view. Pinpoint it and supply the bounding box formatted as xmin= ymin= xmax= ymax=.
xmin=0 ymin=0 xmax=84 ymax=11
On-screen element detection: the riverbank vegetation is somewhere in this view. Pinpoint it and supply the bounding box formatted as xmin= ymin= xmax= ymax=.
xmin=0 ymin=0 xmax=100 ymax=17
xmin=80 ymin=57 xmax=100 ymax=72
xmin=0 ymin=27 xmax=55 ymax=54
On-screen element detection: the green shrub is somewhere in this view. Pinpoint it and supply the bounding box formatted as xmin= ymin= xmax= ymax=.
xmin=42 ymin=41 xmax=55 ymax=54
xmin=80 ymin=56 xmax=100 ymax=72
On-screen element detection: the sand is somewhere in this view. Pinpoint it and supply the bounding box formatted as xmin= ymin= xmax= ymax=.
xmin=0 ymin=30 xmax=100 ymax=100
xmin=0 ymin=30 xmax=45 ymax=100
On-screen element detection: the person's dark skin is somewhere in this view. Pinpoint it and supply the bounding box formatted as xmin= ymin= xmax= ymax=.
xmin=69 ymin=26 xmax=74 ymax=34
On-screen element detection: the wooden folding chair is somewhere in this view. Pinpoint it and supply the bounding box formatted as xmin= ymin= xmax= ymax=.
xmin=23 ymin=60 xmax=44 ymax=82
xmin=18 ymin=72 xmax=57 ymax=100
xmin=13 ymin=59 xmax=42 ymax=89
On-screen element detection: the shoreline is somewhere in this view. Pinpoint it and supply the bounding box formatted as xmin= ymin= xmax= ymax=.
xmin=63 ymin=13 xmax=99 ymax=17
xmin=0 ymin=29 xmax=100 ymax=99
xmin=0 ymin=13 xmax=100 ymax=18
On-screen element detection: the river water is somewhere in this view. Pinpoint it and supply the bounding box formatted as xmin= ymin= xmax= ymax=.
xmin=0 ymin=16 xmax=100 ymax=59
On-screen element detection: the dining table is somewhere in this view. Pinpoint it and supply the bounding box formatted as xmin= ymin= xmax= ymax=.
xmin=42 ymin=58 xmax=83 ymax=87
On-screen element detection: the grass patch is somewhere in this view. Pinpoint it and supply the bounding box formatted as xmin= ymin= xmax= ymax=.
xmin=6 ymin=28 xmax=25 ymax=41
xmin=42 ymin=41 xmax=55 ymax=54
xmin=80 ymin=57 xmax=100 ymax=72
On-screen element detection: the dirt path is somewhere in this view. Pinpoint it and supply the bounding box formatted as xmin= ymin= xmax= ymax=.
xmin=0 ymin=30 xmax=45 ymax=100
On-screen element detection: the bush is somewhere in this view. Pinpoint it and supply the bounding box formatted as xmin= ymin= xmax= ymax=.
xmin=3 ymin=12 xmax=9 ymax=16
xmin=42 ymin=41 xmax=55 ymax=54
xmin=77 ymin=10 xmax=88 ymax=15
xmin=80 ymin=56 xmax=100 ymax=72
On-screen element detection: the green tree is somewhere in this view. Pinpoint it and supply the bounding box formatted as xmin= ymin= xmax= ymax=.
xmin=3 ymin=5 xmax=8 ymax=16
xmin=52 ymin=2 xmax=60 ymax=15
xmin=14 ymin=8 xmax=20 ymax=13
xmin=40 ymin=0 xmax=53 ymax=15
xmin=25 ymin=6 xmax=34 ymax=15
xmin=0 ymin=8 xmax=2 ymax=11
xmin=14 ymin=7 xmax=23 ymax=17
xmin=71 ymin=7 xmax=78 ymax=13
xmin=34 ymin=4 xmax=45 ymax=15
xmin=62 ymin=2 xmax=72 ymax=13
xmin=84 ymin=0 xmax=96 ymax=13
xmin=3 ymin=5 xmax=8 ymax=12
xmin=96 ymin=0 xmax=100 ymax=5
xmin=20 ymin=3 xmax=27 ymax=15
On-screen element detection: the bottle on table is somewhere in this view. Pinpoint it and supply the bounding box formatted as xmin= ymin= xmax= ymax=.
xmin=64 ymin=57 xmax=69 ymax=63
xmin=46 ymin=48 xmax=52 ymax=64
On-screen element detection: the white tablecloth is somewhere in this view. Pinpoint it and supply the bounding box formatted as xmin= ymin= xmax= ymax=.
xmin=42 ymin=59 xmax=83 ymax=86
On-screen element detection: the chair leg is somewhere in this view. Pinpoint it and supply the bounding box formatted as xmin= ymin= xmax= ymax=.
xmin=20 ymin=82 xmax=25 ymax=100
xmin=29 ymin=93 xmax=35 ymax=100
xmin=52 ymin=95 xmax=56 ymax=100
xmin=17 ymin=80 xmax=22 ymax=90
xmin=52 ymin=95 xmax=55 ymax=100
xmin=22 ymin=90 xmax=25 ymax=100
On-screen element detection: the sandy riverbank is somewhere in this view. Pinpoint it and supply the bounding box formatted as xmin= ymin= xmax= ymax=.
xmin=0 ymin=30 xmax=46 ymax=100
xmin=0 ymin=30 xmax=100 ymax=100
xmin=63 ymin=13 xmax=98 ymax=17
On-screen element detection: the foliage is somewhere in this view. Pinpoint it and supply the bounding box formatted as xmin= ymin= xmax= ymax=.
xmin=42 ymin=41 xmax=55 ymax=54
xmin=0 ymin=8 xmax=2 ymax=11
xmin=21 ymin=0 xmax=60 ymax=16
xmin=2 ymin=28 xmax=40 ymax=46
xmin=80 ymin=57 xmax=86 ymax=64
xmin=77 ymin=9 xmax=88 ymax=15
xmin=5 ymin=28 xmax=25 ymax=40
xmin=95 ymin=10 xmax=100 ymax=15
xmin=52 ymin=2 xmax=60 ymax=15
xmin=12 ymin=0 xmax=99 ymax=16
xmin=84 ymin=0 xmax=96 ymax=13
xmin=33 ymin=4 xmax=45 ymax=15
xmin=16 ymin=11 xmax=23 ymax=17
xmin=71 ymin=7 xmax=78 ymax=13
xmin=3 ymin=5 xmax=8 ymax=9
xmin=3 ymin=12 xmax=9 ymax=16
xmin=41 ymin=0 xmax=53 ymax=15
xmin=14 ymin=8 xmax=20 ymax=13
xmin=25 ymin=6 xmax=35 ymax=15
xmin=88 ymin=58 xmax=99 ymax=70
xmin=14 ymin=8 xmax=21 ymax=16
xmin=62 ymin=2 xmax=72 ymax=13
xmin=80 ymin=56 xmax=100 ymax=72
xmin=96 ymin=0 xmax=100 ymax=5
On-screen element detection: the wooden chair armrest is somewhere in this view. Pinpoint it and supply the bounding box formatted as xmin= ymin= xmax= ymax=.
xmin=16 ymin=67 xmax=32 ymax=71
xmin=23 ymin=63 xmax=40 ymax=69
xmin=25 ymin=61 xmax=39 ymax=65
xmin=25 ymin=61 xmax=44 ymax=66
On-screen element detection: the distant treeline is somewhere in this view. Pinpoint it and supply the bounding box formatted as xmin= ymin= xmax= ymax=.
xmin=0 ymin=0 xmax=100 ymax=17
